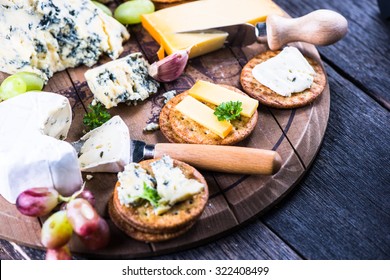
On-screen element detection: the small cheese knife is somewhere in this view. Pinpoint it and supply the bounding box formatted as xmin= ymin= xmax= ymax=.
xmin=177 ymin=9 xmax=348 ymax=49
xmin=72 ymin=139 xmax=282 ymax=175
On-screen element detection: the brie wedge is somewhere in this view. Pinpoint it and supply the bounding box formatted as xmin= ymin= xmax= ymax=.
xmin=0 ymin=91 xmax=82 ymax=204
xmin=78 ymin=116 xmax=130 ymax=173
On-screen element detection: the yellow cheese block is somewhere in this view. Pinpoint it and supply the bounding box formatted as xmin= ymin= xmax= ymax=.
xmin=141 ymin=0 xmax=284 ymax=59
xmin=188 ymin=80 xmax=259 ymax=118
xmin=175 ymin=96 xmax=233 ymax=138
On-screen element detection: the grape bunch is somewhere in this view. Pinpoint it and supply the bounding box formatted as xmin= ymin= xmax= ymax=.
xmin=16 ymin=186 xmax=110 ymax=260
xmin=0 ymin=72 xmax=44 ymax=101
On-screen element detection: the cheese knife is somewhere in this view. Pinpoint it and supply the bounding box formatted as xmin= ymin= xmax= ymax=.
xmin=72 ymin=139 xmax=282 ymax=175
xmin=177 ymin=9 xmax=348 ymax=49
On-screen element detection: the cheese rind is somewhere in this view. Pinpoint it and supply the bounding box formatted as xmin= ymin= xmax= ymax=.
xmin=188 ymin=80 xmax=259 ymax=117
xmin=252 ymin=47 xmax=315 ymax=97
xmin=141 ymin=0 xmax=284 ymax=58
xmin=0 ymin=0 xmax=129 ymax=81
xmin=78 ymin=116 xmax=130 ymax=173
xmin=175 ymin=95 xmax=232 ymax=139
xmin=0 ymin=91 xmax=82 ymax=203
xmin=84 ymin=53 xmax=159 ymax=109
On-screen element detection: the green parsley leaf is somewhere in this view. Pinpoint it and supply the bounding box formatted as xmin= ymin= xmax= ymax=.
xmin=83 ymin=103 xmax=111 ymax=130
xmin=139 ymin=182 xmax=160 ymax=207
xmin=213 ymin=101 xmax=243 ymax=121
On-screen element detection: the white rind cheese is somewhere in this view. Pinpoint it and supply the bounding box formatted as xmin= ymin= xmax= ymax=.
xmin=0 ymin=91 xmax=82 ymax=203
xmin=0 ymin=0 xmax=129 ymax=81
xmin=252 ymin=47 xmax=315 ymax=97
xmin=78 ymin=115 xmax=130 ymax=173
xmin=0 ymin=91 xmax=71 ymax=140
xmin=84 ymin=53 xmax=160 ymax=109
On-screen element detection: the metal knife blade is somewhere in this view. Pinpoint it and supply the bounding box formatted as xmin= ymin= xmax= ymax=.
xmin=176 ymin=23 xmax=265 ymax=47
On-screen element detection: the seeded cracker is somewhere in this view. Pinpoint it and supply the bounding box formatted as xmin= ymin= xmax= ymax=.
xmin=109 ymin=159 xmax=208 ymax=242
xmin=160 ymin=85 xmax=258 ymax=145
xmin=240 ymin=50 xmax=326 ymax=109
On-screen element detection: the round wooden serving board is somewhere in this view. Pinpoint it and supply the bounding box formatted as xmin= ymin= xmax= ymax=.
xmin=0 ymin=14 xmax=329 ymax=258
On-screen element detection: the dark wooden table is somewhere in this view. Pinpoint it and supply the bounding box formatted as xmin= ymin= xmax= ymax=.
xmin=1 ymin=0 xmax=389 ymax=260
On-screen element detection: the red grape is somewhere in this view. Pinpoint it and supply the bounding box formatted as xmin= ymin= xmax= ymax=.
xmin=16 ymin=187 xmax=59 ymax=217
xmin=45 ymin=245 xmax=72 ymax=260
xmin=79 ymin=217 xmax=110 ymax=250
xmin=41 ymin=210 xmax=73 ymax=249
xmin=77 ymin=189 xmax=96 ymax=207
xmin=66 ymin=198 xmax=99 ymax=237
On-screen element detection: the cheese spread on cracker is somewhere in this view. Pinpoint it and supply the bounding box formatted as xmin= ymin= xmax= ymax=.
xmin=252 ymin=47 xmax=315 ymax=97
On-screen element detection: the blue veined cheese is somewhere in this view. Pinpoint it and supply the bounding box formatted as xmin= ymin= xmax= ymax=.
xmin=151 ymin=155 xmax=204 ymax=215
xmin=0 ymin=91 xmax=82 ymax=203
xmin=117 ymin=163 xmax=156 ymax=207
xmin=84 ymin=52 xmax=160 ymax=109
xmin=252 ymin=46 xmax=315 ymax=97
xmin=78 ymin=115 xmax=130 ymax=173
xmin=143 ymin=122 xmax=159 ymax=132
xmin=117 ymin=156 xmax=204 ymax=215
xmin=0 ymin=0 xmax=129 ymax=81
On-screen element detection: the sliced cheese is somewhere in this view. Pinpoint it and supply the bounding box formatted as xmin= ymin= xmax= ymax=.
xmin=252 ymin=46 xmax=315 ymax=97
xmin=78 ymin=116 xmax=130 ymax=173
xmin=175 ymin=95 xmax=232 ymax=138
xmin=188 ymin=80 xmax=259 ymax=117
xmin=151 ymin=155 xmax=204 ymax=215
xmin=141 ymin=0 xmax=284 ymax=58
xmin=0 ymin=91 xmax=82 ymax=203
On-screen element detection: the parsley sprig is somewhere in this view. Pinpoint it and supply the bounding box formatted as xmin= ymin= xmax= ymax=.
xmin=139 ymin=182 xmax=160 ymax=207
xmin=83 ymin=103 xmax=111 ymax=130
xmin=214 ymin=101 xmax=243 ymax=121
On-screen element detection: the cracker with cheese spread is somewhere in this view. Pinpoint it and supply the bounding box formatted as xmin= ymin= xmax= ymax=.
xmin=109 ymin=156 xmax=208 ymax=242
xmin=160 ymin=85 xmax=258 ymax=145
xmin=240 ymin=49 xmax=326 ymax=109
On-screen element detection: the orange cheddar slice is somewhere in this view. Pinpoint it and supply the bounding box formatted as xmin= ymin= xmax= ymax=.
xmin=142 ymin=0 xmax=284 ymax=59
xmin=175 ymin=96 xmax=233 ymax=138
xmin=188 ymin=80 xmax=259 ymax=118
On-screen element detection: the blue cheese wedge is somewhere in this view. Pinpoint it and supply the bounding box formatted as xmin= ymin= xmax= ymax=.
xmin=117 ymin=163 xmax=156 ymax=207
xmin=0 ymin=0 xmax=129 ymax=81
xmin=0 ymin=91 xmax=82 ymax=203
xmin=78 ymin=116 xmax=130 ymax=173
xmin=117 ymin=156 xmax=205 ymax=215
xmin=252 ymin=46 xmax=315 ymax=97
xmin=84 ymin=53 xmax=160 ymax=109
xmin=151 ymin=156 xmax=205 ymax=215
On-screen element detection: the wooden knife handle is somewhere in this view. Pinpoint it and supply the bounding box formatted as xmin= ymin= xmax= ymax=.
xmin=264 ymin=9 xmax=348 ymax=50
xmin=153 ymin=143 xmax=282 ymax=175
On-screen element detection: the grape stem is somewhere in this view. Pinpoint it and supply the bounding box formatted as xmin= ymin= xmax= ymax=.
xmin=58 ymin=182 xmax=86 ymax=203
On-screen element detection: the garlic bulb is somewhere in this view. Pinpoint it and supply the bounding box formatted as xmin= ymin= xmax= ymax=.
xmin=148 ymin=49 xmax=189 ymax=82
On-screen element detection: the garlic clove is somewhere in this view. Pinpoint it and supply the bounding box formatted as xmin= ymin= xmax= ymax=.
xmin=148 ymin=49 xmax=189 ymax=82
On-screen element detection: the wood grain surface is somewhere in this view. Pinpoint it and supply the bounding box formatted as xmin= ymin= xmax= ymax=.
xmin=1 ymin=0 xmax=389 ymax=260
xmin=0 ymin=3 xmax=330 ymax=258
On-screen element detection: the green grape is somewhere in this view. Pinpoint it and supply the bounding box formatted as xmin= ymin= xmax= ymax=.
xmin=92 ymin=1 xmax=113 ymax=17
xmin=114 ymin=0 xmax=155 ymax=25
xmin=13 ymin=72 xmax=44 ymax=91
xmin=41 ymin=210 xmax=73 ymax=249
xmin=45 ymin=245 xmax=72 ymax=260
xmin=0 ymin=75 xmax=27 ymax=100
